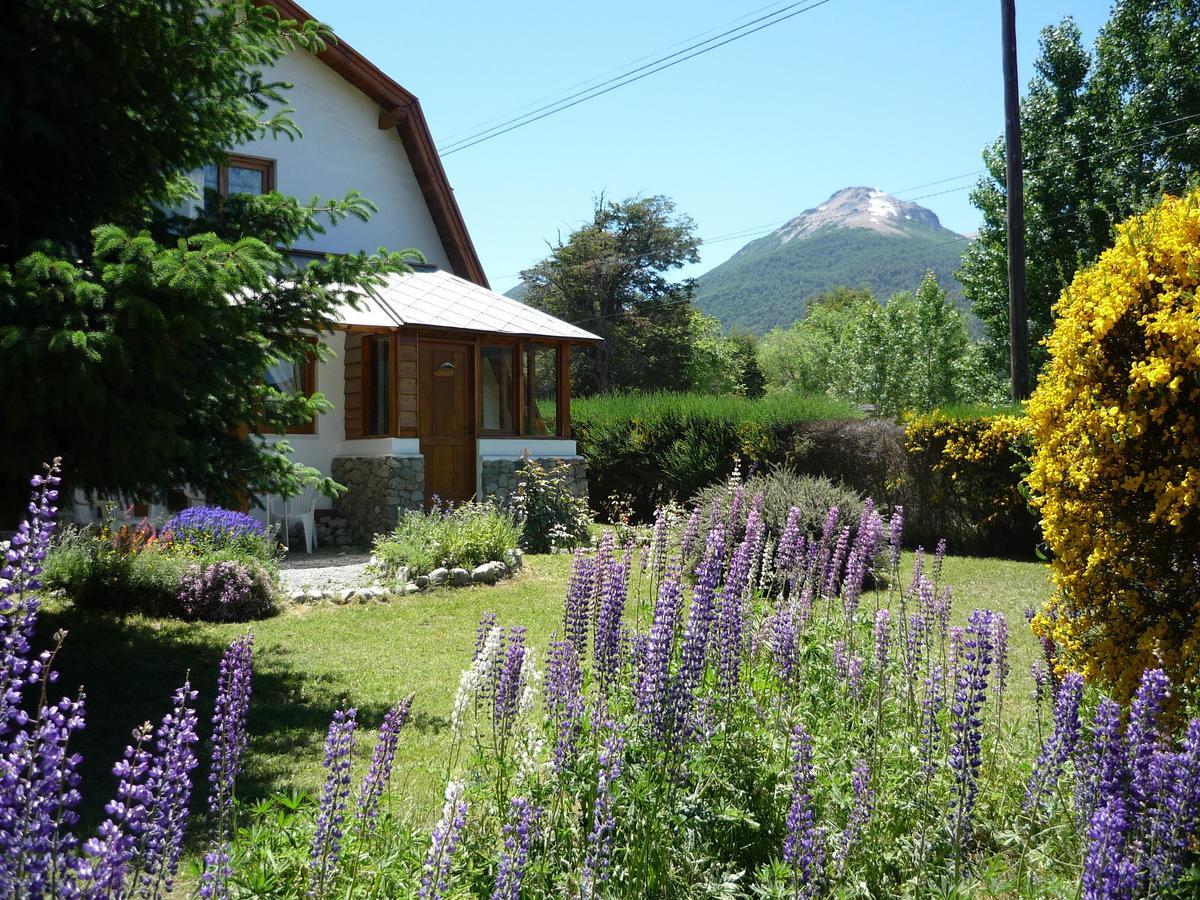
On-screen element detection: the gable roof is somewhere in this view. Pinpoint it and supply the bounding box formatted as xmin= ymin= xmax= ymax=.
xmin=258 ymin=0 xmax=488 ymax=287
xmin=335 ymin=269 xmax=602 ymax=343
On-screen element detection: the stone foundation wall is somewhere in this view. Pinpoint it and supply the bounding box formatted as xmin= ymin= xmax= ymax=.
xmin=329 ymin=455 xmax=424 ymax=544
xmin=481 ymin=456 xmax=588 ymax=507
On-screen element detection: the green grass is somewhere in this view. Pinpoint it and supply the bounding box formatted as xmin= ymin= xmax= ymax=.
xmin=569 ymin=390 xmax=861 ymax=428
xmin=39 ymin=549 xmax=1050 ymax=828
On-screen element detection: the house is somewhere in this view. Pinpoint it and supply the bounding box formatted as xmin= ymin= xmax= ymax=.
xmin=195 ymin=0 xmax=599 ymax=542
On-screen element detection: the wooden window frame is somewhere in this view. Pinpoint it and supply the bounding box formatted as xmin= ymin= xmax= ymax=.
xmin=208 ymin=153 xmax=276 ymax=199
xmin=284 ymin=355 xmax=318 ymax=435
xmin=362 ymin=333 xmax=398 ymax=437
xmin=515 ymin=340 xmax=571 ymax=440
xmin=479 ymin=342 xmax=519 ymax=437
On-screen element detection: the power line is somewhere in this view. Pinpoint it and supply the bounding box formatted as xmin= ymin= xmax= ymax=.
xmin=437 ymin=0 xmax=805 ymax=145
xmin=439 ymin=0 xmax=837 ymax=156
xmin=494 ymin=115 xmax=1200 ymax=282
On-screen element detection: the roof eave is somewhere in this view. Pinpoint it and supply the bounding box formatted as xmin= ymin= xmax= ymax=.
xmin=255 ymin=0 xmax=489 ymax=288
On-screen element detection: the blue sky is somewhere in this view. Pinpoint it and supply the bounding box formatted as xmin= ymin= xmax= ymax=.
xmin=300 ymin=0 xmax=1110 ymax=293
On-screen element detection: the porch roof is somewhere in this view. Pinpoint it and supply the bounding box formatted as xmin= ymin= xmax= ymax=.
xmin=333 ymin=269 xmax=602 ymax=342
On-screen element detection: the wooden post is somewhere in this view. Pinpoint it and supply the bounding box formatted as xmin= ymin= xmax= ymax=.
xmin=557 ymin=342 xmax=572 ymax=438
xmin=1001 ymin=0 xmax=1030 ymax=400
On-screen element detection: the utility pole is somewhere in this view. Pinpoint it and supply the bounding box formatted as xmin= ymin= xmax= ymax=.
xmin=1001 ymin=0 xmax=1030 ymax=401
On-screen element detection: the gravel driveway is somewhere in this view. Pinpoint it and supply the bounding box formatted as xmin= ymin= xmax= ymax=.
xmin=278 ymin=550 xmax=377 ymax=593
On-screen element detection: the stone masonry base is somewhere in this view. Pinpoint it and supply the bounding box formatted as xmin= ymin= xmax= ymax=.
xmin=330 ymin=455 xmax=424 ymax=545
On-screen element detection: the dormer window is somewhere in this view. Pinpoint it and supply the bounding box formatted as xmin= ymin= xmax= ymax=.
xmin=201 ymin=154 xmax=275 ymax=203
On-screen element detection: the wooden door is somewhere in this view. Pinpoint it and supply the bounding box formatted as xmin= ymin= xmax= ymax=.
xmin=419 ymin=341 xmax=475 ymax=504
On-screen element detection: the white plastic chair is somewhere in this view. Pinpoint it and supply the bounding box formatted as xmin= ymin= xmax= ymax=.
xmin=284 ymin=484 xmax=320 ymax=554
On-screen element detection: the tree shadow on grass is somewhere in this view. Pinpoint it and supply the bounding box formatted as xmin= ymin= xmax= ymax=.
xmin=37 ymin=605 xmax=398 ymax=832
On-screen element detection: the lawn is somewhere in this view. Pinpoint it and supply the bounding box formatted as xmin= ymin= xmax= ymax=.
xmin=41 ymin=548 xmax=1051 ymax=828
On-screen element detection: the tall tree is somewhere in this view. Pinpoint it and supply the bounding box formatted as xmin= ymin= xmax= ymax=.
xmin=961 ymin=3 xmax=1200 ymax=381
xmin=520 ymin=196 xmax=701 ymax=395
xmin=0 ymin=1 xmax=415 ymax=513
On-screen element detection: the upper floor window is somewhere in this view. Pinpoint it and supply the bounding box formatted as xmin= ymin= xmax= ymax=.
xmin=201 ymin=154 xmax=275 ymax=205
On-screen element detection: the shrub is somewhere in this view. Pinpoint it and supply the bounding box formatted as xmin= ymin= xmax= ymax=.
xmin=372 ymin=501 xmax=522 ymax=578
xmin=177 ymin=558 xmax=277 ymax=621
xmin=692 ymin=467 xmax=866 ymax=539
xmin=42 ymin=525 xmax=183 ymax=613
xmin=161 ymin=505 xmax=276 ymax=560
xmin=902 ymin=411 xmax=1037 ymax=556
xmin=511 ymin=454 xmax=590 ymax=553
xmin=572 ymin=391 xmax=859 ymax=520
xmin=1027 ymin=190 xmax=1200 ymax=702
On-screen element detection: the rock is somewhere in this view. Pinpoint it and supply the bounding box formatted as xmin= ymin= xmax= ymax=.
xmin=472 ymin=562 xmax=501 ymax=584
xmin=289 ymin=589 xmax=308 ymax=604
xmin=416 ymin=575 xmax=429 ymax=589
xmin=404 ymin=582 xmax=420 ymax=595
xmin=449 ymin=567 xmax=470 ymax=587
xmin=394 ymin=566 xmax=410 ymax=586
xmin=504 ymin=549 xmax=524 ymax=570
xmin=339 ymin=588 xmax=357 ymax=604
xmin=429 ymin=567 xmax=449 ymax=586
xmin=305 ymin=588 xmax=325 ymax=603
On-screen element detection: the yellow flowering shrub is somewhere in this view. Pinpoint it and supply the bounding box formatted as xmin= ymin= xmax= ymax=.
xmin=902 ymin=412 xmax=1034 ymax=551
xmin=1027 ymin=191 xmax=1200 ymax=702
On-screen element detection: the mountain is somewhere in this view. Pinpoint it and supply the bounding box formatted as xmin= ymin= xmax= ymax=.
xmin=503 ymin=281 xmax=529 ymax=301
xmin=694 ymin=187 xmax=973 ymax=333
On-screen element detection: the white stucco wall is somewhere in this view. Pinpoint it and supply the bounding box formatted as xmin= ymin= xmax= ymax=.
xmin=191 ymin=51 xmax=452 ymax=267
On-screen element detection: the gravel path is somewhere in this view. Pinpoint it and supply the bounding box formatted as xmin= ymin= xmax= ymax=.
xmin=278 ymin=550 xmax=378 ymax=593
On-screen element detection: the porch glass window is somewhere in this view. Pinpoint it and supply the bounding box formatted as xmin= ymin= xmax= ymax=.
xmin=523 ymin=344 xmax=557 ymax=436
xmin=200 ymin=155 xmax=275 ymax=211
xmin=365 ymin=335 xmax=391 ymax=436
xmin=480 ymin=346 xmax=515 ymax=433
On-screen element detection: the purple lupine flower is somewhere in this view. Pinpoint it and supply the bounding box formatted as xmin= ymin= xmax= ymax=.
xmin=1146 ymin=717 xmax=1200 ymax=891
xmin=847 ymin=656 xmax=863 ymax=703
xmin=199 ymin=634 xmax=254 ymax=900
xmin=932 ymin=538 xmax=947 ymax=587
xmin=672 ymin=529 xmax=724 ymax=715
xmin=1024 ymin=672 xmax=1083 ymax=814
xmin=1 ymin=689 xmax=87 ymax=896
xmin=823 ymin=525 xmax=851 ymax=597
xmin=782 ymin=724 xmax=825 ymax=898
xmin=767 ymin=603 xmax=801 ymax=688
xmin=582 ymin=724 xmax=625 ymax=895
xmin=886 ymin=506 xmax=904 ymax=571
xmin=309 ymin=707 xmax=357 ymax=897
xmin=680 ymin=506 xmax=703 ymax=563
xmin=833 ymin=640 xmax=848 ymax=683
xmin=563 ymin=553 xmax=595 ymax=663
xmin=873 ymin=609 xmax=891 ymax=682
xmin=717 ymin=510 xmax=761 ymax=699
xmin=493 ymin=627 xmax=529 ymax=736
xmin=850 ymin=499 xmax=882 ymax=573
xmin=136 ymin=681 xmax=201 ymax=898
xmin=904 ymin=612 xmax=926 ymax=688
xmin=1082 ymin=798 xmax=1136 ymax=900
xmin=909 ymin=547 xmax=926 ymax=595
xmin=841 ymin=547 xmax=867 ymax=624
xmin=81 ymin=723 xmax=154 ymax=896
xmin=474 ymin=612 xmax=498 ymax=661
xmin=726 ymin=483 xmax=746 ymax=548
xmin=590 ymin=530 xmax=616 ymax=624
xmin=920 ymin=665 xmax=945 ymax=776
xmin=420 ymin=780 xmax=468 ymax=900
xmin=991 ymin=612 xmax=1009 ymax=713
xmin=775 ymin=506 xmax=803 ymax=575
xmin=593 ymin=558 xmax=628 ymax=689
xmin=810 ymin=506 xmax=839 ymax=585
xmin=1031 ymin=661 xmax=1050 ymax=709
xmin=626 ymin=630 xmax=650 ymax=678
xmin=948 ymin=610 xmax=993 ymax=845
xmin=356 ymin=695 xmax=413 ymax=831
xmin=492 ymin=796 xmax=540 ymax=900
xmin=835 ymin=758 xmax=874 ymax=870
xmin=648 ymin=506 xmax=671 ymax=586
xmin=1077 ymin=698 xmax=1126 ymax=827
xmin=545 ymin=641 xmax=584 ymax=773
xmin=1125 ymin=668 xmax=1170 ymax=822
xmin=948 ymin=626 xmax=965 ymax=693
xmin=637 ymin=566 xmax=684 ymax=739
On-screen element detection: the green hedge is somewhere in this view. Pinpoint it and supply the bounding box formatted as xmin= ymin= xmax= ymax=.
xmin=571 ymin=392 xmax=1039 ymax=556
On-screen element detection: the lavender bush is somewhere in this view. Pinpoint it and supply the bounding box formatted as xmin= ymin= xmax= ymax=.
xmin=161 ymin=506 xmax=275 ymax=558
xmin=177 ymin=559 xmax=277 ymax=622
